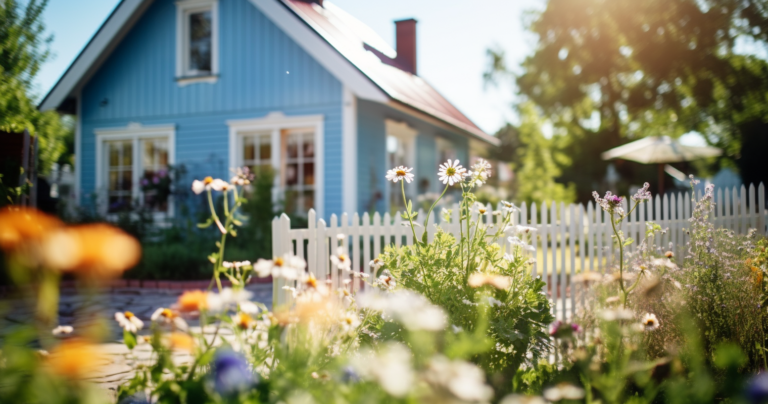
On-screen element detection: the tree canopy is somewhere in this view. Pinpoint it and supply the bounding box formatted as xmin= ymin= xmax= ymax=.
xmin=1 ymin=0 xmax=70 ymax=175
xmin=488 ymin=0 xmax=768 ymax=200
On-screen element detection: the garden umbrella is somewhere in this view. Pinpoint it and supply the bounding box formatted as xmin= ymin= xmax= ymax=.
xmin=601 ymin=136 xmax=722 ymax=194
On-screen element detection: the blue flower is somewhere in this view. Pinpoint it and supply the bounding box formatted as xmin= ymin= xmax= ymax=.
xmin=213 ymin=350 xmax=255 ymax=396
xmin=746 ymin=372 xmax=768 ymax=404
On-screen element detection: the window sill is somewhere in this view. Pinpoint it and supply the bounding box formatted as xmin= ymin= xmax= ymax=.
xmin=176 ymin=74 xmax=218 ymax=87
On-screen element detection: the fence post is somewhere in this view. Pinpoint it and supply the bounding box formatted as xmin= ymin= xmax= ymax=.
xmin=272 ymin=214 xmax=292 ymax=308
xmin=759 ymin=183 xmax=766 ymax=235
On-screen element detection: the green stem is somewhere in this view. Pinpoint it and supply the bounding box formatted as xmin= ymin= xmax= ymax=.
xmin=422 ymin=184 xmax=450 ymax=237
xmin=401 ymin=180 xmax=419 ymax=244
xmin=610 ymin=214 xmax=628 ymax=307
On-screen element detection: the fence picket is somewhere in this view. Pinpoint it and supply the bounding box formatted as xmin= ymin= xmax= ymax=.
xmin=271 ymin=185 xmax=766 ymax=313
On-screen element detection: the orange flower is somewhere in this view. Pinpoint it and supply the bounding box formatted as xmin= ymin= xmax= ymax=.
xmin=751 ymin=266 xmax=764 ymax=287
xmin=46 ymin=339 xmax=105 ymax=380
xmin=177 ymin=290 xmax=208 ymax=312
xmin=0 ymin=207 xmax=62 ymax=252
xmin=168 ymin=332 xmax=195 ymax=352
xmin=41 ymin=224 xmax=141 ymax=277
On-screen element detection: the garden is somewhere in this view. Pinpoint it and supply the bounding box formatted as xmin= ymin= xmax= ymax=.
xmin=1 ymin=160 xmax=767 ymax=404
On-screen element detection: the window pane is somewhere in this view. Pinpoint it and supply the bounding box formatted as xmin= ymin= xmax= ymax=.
xmin=140 ymin=139 xmax=169 ymax=212
xmin=286 ymin=163 xmax=298 ymax=186
xmin=243 ymin=137 xmax=255 ymax=161
xmin=284 ymin=190 xmax=298 ymax=215
xmin=109 ymin=143 xmax=120 ymax=166
xmin=188 ymin=10 xmax=212 ymax=73
xmin=302 ymin=163 xmax=314 ymax=186
xmin=259 ymin=140 xmax=271 ymax=160
xmin=123 ymin=142 xmax=132 ymax=166
xmin=286 ymin=136 xmax=299 ymax=159
xmin=121 ymin=171 xmax=133 ymax=191
xmin=302 ymin=138 xmax=314 ymax=158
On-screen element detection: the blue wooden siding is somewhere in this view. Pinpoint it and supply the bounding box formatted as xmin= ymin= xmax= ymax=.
xmin=80 ymin=0 xmax=343 ymax=216
xmin=356 ymin=100 xmax=469 ymax=214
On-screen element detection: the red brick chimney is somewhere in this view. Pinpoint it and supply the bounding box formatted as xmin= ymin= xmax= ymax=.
xmin=394 ymin=19 xmax=417 ymax=75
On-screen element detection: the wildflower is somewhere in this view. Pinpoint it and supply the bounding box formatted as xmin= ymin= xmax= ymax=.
xmin=52 ymin=325 xmax=74 ymax=337
xmin=45 ymin=339 xmax=105 ymax=380
xmin=665 ymin=251 xmax=674 ymax=258
xmin=341 ymin=311 xmax=361 ymax=332
xmin=191 ymin=176 xmax=214 ymax=194
xmin=168 ymin=332 xmax=195 ymax=352
xmin=328 ymin=249 xmax=352 ymax=272
xmin=468 ymin=273 xmax=512 ymax=290
xmin=688 ymin=174 xmax=700 ymax=185
xmin=151 ymin=307 xmax=188 ymax=330
xmin=233 ymin=312 xmax=254 ymax=330
xmin=41 ymin=224 xmax=141 ymax=277
xmin=177 ymin=290 xmax=209 ymax=313
xmin=239 ymin=301 xmax=260 ymax=315
xmin=437 ymin=159 xmax=466 ymax=186
xmin=358 ymin=290 xmax=446 ymax=331
xmin=253 ymin=254 xmax=306 ymax=279
xmin=385 ymin=166 xmax=415 ymax=183
xmin=213 ymin=350 xmax=255 ymax=396
xmin=424 ymin=355 xmax=494 ymax=402
xmin=543 ymin=383 xmax=585 ymax=402
xmin=369 ymin=257 xmax=384 ymax=272
xmin=472 ymin=203 xmax=490 ymax=215
xmin=642 ymin=313 xmax=660 ymax=331
xmin=206 ymin=288 xmax=254 ymax=313
xmin=593 ymin=191 xmax=625 ymax=216
xmin=631 ymin=182 xmax=652 ymax=202
xmin=115 ymin=311 xmax=144 ymax=333
xmin=499 ymin=200 xmax=518 ymax=213
xmin=350 ymin=342 xmax=414 ymax=397
xmin=230 ymin=167 xmax=254 ymax=186
xmin=0 ymin=207 xmax=63 ymax=252
xmin=469 ymin=158 xmax=492 ymax=178
xmin=375 ymin=271 xmax=396 ymax=290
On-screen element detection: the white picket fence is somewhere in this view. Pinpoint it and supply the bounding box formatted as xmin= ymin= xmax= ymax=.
xmin=272 ymin=183 xmax=767 ymax=320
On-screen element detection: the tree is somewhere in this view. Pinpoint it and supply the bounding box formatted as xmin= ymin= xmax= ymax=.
xmin=488 ymin=0 xmax=768 ymax=200
xmin=1 ymin=0 xmax=70 ymax=175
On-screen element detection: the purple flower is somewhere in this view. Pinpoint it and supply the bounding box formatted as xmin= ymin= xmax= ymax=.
xmin=593 ymin=191 xmax=626 ymax=216
xmin=158 ymin=170 xmax=167 ymax=178
xmin=213 ymin=350 xmax=255 ymax=396
xmin=152 ymin=176 xmax=160 ymax=184
xmin=746 ymin=372 xmax=768 ymax=404
xmin=631 ymin=182 xmax=652 ymax=202
xmin=140 ymin=178 xmax=149 ymax=186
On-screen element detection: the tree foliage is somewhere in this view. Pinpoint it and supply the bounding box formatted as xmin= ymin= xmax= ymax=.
xmin=489 ymin=0 xmax=768 ymax=199
xmin=1 ymin=0 xmax=70 ymax=175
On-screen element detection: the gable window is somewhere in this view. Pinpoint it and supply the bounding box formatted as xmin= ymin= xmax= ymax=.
xmin=96 ymin=125 xmax=175 ymax=217
xmin=176 ymin=0 xmax=219 ymax=85
xmin=229 ymin=113 xmax=325 ymax=218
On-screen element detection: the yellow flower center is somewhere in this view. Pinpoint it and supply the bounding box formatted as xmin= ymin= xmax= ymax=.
xmin=162 ymin=308 xmax=175 ymax=318
xmin=345 ymin=317 xmax=353 ymax=325
xmin=479 ymin=208 xmax=487 ymax=214
xmin=124 ymin=311 xmax=135 ymax=319
xmin=274 ymin=257 xmax=284 ymax=267
xmin=446 ymin=167 xmax=456 ymax=176
xmin=396 ymin=169 xmax=406 ymax=176
xmin=203 ymin=176 xmax=213 ymax=184
xmin=237 ymin=313 xmax=253 ymax=329
xmin=306 ymin=275 xmax=318 ymax=289
xmin=645 ymin=319 xmax=655 ymax=326
xmin=340 ymin=255 xmax=347 ymax=262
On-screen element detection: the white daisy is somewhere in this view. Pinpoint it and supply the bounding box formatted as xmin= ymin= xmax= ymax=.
xmin=150 ymin=308 xmax=188 ymax=331
xmin=470 ymin=159 xmax=492 ymax=177
xmin=385 ymin=166 xmax=415 ymax=183
xmin=642 ymin=313 xmax=660 ymax=331
xmin=331 ymin=247 xmax=352 ymax=271
xmin=52 ymin=325 xmax=74 ymax=337
xmin=253 ymin=254 xmax=306 ymax=279
xmin=115 ymin=311 xmax=144 ymax=333
xmin=369 ymin=257 xmax=384 ymax=272
xmin=191 ymin=176 xmax=216 ymax=194
xmin=340 ymin=311 xmax=361 ymax=332
xmin=472 ymin=203 xmax=490 ymax=215
xmin=437 ymin=159 xmax=466 ymax=186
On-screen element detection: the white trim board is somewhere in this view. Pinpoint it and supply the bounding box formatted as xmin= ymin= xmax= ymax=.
xmin=248 ymin=0 xmax=387 ymax=104
xmin=342 ymin=86 xmax=357 ymax=215
xmin=94 ymin=123 xmax=177 ymax=219
xmin=227 ymin=112 xmax=325 ymax=218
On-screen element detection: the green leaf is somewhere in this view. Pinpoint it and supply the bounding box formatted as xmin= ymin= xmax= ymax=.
xmin=623 ymin=237 xmax=634 ymax=246
xmin=123 ymin=329 xmax=137 ymax=350
xmin=198 ymin=348 xmax=217 ymax=366
xmin=232 ymin=219 xmax=243 ymax=226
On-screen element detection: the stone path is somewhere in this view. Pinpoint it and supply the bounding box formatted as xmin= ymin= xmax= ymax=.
xmin=1 ymin=283 xmax=273 ymax=400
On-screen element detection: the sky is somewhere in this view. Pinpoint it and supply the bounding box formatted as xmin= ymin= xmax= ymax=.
xmin=34 ymin=0 xmax=544 ymax=135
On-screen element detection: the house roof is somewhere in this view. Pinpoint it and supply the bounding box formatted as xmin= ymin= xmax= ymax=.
xmin=39 ymin=0 xmax=497 ymax=146
xmin=279 ymin=0 xmax=497 ymax=145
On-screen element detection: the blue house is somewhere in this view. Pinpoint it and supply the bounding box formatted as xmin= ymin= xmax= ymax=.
xmin=40 ymin=0 xmax=498 ymax=219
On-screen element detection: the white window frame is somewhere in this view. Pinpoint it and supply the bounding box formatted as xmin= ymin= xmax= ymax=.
xmin=176 ymin=0 xmax=219 ymax=86
xmin=227 ymin=112 xmax=325 ymax=218
xmin=385 ymin=119 xmax=418 ymax=208
xmin=94 ymin=123 xmax=176 ymax=220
